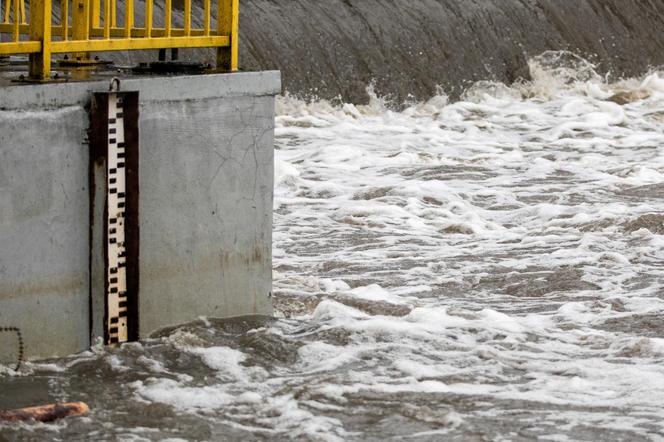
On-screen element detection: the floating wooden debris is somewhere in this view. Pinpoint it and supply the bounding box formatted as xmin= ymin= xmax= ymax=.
xmin=0 ymin=402 xmax=89 ymax=422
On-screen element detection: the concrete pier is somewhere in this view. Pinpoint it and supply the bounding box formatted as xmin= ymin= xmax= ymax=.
xmin=0 ymin=71 xmax=280 ymax=363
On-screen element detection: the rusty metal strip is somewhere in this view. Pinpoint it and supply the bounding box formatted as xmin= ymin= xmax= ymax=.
xmin=121 ymin=92 xmax=140 ymax=343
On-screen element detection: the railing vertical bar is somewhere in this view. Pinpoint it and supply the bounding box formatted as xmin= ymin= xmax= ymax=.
xmin=123 ymin=0 xmax=132 ymax=37
xmin=19 ymin=0 xmax=25 ymax=23
xmin=3 ymin=0 xmax=10 ymax=24
xmin=230 ymin=0 xmax=238 ymax=70
xmin=164 ymin=0 xmax=171 ymax=36
xmin=103 ymin=0 xmax=110 ymax=38
xmin=111 ymin=0 xmax=116 ymax=27
xmin=61 ymin=0 xmax=69 ymax=39
xmin=90 ymin=0 xmax=100 ymax=27
xmin=145 ymin=0 xmax=152 ymax=37
xmin=184 ymin=0 xmax=190 ymax=36
xmin=203 ymin=0 xmax=210 ymax=36
xmin=12 ymin=0 xmax=18 ymax=41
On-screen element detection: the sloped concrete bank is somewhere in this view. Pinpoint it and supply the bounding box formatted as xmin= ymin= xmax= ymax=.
xmin=236 ymin=0 xmax=664 ymax=103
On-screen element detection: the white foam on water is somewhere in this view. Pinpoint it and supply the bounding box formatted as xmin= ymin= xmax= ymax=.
xmin=132 ymin=378 xmax=235 ymax=410
xmin=266 ymin=55 xmax=664 ymax=438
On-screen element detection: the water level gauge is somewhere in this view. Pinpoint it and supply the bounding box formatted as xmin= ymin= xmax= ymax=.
xmin=89 ymin=86 xmax=140 ymax=346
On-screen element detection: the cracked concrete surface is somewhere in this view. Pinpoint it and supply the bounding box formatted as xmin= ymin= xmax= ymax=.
xmin=139 ymin=95 xmax=275 ymax=334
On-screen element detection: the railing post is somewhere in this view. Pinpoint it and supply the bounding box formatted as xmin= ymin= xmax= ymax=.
xmin=72 ymin=0 xmax=90 ymax=60
xmin=216 ymin=0 xmax=238 ymax=71
xmin=28 ymin=0 xmax=51 ymax=79
xmin=12 ymin=0 xmax=19 ymax=40
xmin=123 ymin=0 xmax=132 ymax=37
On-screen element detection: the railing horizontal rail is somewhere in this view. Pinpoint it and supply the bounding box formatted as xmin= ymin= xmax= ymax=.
xmin=51 ymin=35 xmax=229 ymax=52
xmin=0 ymin=25 xmax=228 ymax=39
xmin=0 ymin=41 xmax=40 ymax=54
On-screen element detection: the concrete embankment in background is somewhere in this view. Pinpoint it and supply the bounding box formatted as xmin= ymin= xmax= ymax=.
xmin=236 ymin=0 xmax=664 ymax=103
xmin=0 ymin=72 xmax=279 ymax=362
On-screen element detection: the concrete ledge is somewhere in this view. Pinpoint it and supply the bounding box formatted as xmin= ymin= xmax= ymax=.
xmin=0 ymin=71 xmax=281 ymax=110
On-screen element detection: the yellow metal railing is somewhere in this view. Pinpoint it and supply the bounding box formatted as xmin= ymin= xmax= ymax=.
xmin=0 ymin=0 xmax=238 ymax=79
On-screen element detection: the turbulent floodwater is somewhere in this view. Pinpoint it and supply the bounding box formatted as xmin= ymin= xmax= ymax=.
xmin=2 ymin=53 xmax=664 ymax=441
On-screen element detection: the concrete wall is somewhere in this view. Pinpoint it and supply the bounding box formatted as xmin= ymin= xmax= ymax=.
xmin=0 ymin=71 xmax=280 ymax=363
xmin=0 ymin=106 xmax=91 ymax=363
